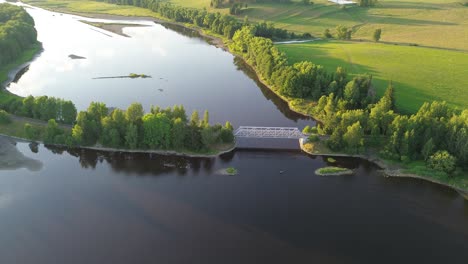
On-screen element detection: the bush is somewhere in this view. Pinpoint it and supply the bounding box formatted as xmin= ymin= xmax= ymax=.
xmin=24 ymin=123 xmax=41 ymax=140
xmin=308 ymin=134 xmax=320 ymax=142
xmin=0 ymin=110 xmax=11 ymax=124
xmin=427 ymin=150 xmax=457 ymax=175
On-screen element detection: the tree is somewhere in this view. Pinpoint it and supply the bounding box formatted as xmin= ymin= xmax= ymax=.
xmin=126 ymin=102 xmax=144 ymax=123
xmin=336 ymin=25 xmax=351 ymax=40
xmin=22 ymin=95 xmax=34 ymax=117
xmin=24 ymin=123 xmax=40 ymax=140
xmin=61 ymin=100 xmax=77 ymax=124
xmin=427 ymin=150 xmax=457 ymax=174
xmin=302 ymin=0 xmax=310 ymax=5
xmin=45 ymin=119 xmax=62 ymax=143
xmin=422 ymin=138 xmax=435 ymax=161
xmin=343 ymin=121 xmax=364 ymax=153
xmin=125 ymin=123 xmax=138 ymax=149
xmin=72 ymin=125 xmax=84 ymax=145
xmin=323 ymin=28 xmax=332 ymax=39
xmin=202 ymin=110 xmax=210 ymax=127
xmin=172 ymin=118 xmax=186 ymax=150
xmin=190 ymin=110 xmax=200 ymax=127
xmin=0 ymin=110 xmax=11 ymax=124
xmin=373 ymin=28 xmax=382 ymax=42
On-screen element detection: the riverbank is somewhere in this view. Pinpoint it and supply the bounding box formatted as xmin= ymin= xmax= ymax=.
xmin=299 ymin=138 xmax=468 ymax=197
xmin=0 ymin=128 xmax=235 ymax=159
xmin=0 ymin=42 xmax=42 ymax=88
xmin=12 ymin=1 xmax=468 ymax=195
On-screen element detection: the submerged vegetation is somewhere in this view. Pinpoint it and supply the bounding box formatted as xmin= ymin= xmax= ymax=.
xmin=315 ymin=166 xmax=353 ymax=176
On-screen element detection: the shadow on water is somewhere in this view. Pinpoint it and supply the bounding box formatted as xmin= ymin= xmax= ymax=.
xmin=232 ymin=57 xmax=313 ymax=123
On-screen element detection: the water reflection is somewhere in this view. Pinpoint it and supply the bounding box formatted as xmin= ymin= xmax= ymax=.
xmin=0 ymin=137 xmax=42 ymax=171
xmin=6 ymin=3 xmax=313 ymax=128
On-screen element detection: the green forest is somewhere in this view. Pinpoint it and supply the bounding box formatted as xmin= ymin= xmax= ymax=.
xmin=0 ymin=4 xmax=38 ymax=67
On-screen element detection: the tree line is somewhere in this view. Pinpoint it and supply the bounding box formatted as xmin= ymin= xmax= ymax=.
xmin=0 ymin=4 xmax=38 ymax=69
xmin=66 ymin=102 xmax=234 ymax=152
xmin=0 ymin=94 xmax=77 ymax=125
xmin=229 ymin=25 xmax=467 ymax=174
xmin=96 ymin=0 xmax=310 ymax=40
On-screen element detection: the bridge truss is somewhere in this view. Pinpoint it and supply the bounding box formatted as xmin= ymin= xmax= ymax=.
xmin=234 ymin=126 xmax=305 ymax=139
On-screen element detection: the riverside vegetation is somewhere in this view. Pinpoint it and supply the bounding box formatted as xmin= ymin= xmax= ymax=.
xmin=2 ymin=2 xmax=467 ymax=188
xmin=0 ymin=3 xmax=234 ymax=155
xmin=83 ymin=0 xmax=467 ymax=186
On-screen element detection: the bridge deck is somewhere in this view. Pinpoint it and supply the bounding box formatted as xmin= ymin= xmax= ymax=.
xmin=234 ymin=126 xmax=305 ymax=139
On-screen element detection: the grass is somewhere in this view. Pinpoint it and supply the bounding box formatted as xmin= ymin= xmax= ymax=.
xmin=225 ymin=167 xmax=238 ymax=175
xmin=0 ymin=118 xmax=46 ymax=139
xmin=278 ymin=40 xmax=468 ymax=113
xmin=315 ymin=166 xmax=353 ymax=175
xmin=24 ymin=0 xmax=164 ymax=18
xmin=171 ymin=0 xmax=468 ymax=51
xmin=398 ymin=160 xmax=468 ymax=190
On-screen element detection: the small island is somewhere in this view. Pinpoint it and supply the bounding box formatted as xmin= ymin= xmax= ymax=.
xmin=218 ymin=167 xmax=238 ymax=176
xmin=315 ymin=166 xmax=353 ymax=176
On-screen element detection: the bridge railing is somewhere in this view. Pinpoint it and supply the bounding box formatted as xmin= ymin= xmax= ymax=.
xmin=234 ymin=126 xmax=305 ymax=139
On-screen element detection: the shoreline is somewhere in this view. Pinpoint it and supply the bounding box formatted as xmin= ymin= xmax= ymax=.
xmin=299 ymin=138 xmax=468 ymax=197
xmin=9 ymin=3 xmax=468 ymax=196
xmin=1 ymin=43 xmax=43 ymax=89
xmin=0 ymin=133 xmax=235 ymax=158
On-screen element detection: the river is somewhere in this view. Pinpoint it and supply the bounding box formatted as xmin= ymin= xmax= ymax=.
xmin=0 ymin=2 xmax=467 ymax=263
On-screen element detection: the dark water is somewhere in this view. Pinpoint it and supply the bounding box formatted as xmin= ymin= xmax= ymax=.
xmin=0 ymin=144 xmax=467 ymax=264
xmin=1 ymin=2 xmax=467 ymax=263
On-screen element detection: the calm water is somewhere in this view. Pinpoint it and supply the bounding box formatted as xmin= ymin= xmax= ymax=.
xmin=6 ymin=3 xmax=310 ymax=128
xmin=0 ymin=144 xmax=467 ymax=264
xmin=1 ymin=2 xmax=467 ymax=263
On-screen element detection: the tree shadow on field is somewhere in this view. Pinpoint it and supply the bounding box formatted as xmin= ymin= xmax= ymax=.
xmin=280 ymin=41 xmax=379 ymax=77
xmin=375 ymin=1 xmax=443 ymax=10
xmin=364 ymin=15 xmax=457 ymax=26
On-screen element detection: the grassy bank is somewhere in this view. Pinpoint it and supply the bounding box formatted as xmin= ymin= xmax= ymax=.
xmin=0 ymin=42 xmax=42 ymax=85
xmin=0 ymin=118 xmax=46 ymax=139
xmin=0 ymin=43 xmax=42 ymax=107
xmin=278 ymin=40 xmax=468 ymax=113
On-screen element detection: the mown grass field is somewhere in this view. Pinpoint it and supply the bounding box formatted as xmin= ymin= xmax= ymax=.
xmin=278 ymin=40 xmax=468 ymax=113
xmin=172 ymin=0 xmax=468 ymax=51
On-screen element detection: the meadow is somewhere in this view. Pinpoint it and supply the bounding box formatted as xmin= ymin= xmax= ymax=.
xmin=277 ymin=40 xmax=468 ymax=113
xmin=171 ymin=0 xmax=468 ymax=51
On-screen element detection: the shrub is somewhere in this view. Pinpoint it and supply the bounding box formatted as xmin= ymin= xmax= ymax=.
xmin=24 ymin=123 xmax=41 ymax=140
xmin=308 ymin=134 xmax=320 ymax=142
xmin=0 ymin=110 xmax=11 ymax=124
xmin=323 ymin=28 xmax=332 ymax=39
xmin=427 ymin=150 xmax=457 ymax=175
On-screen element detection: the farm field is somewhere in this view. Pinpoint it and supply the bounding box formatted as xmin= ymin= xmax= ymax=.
xmin=171 ymin=0 xmax=468 ymax=51
xmin=277 ymin=40 xmax=468 ymax=113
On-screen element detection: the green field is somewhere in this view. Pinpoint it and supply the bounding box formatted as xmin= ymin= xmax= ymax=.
xmin=22 ymin=0 xmax=468 ymax=113
xmin=278 ymin=40 xmax=468 ymax=113
xmin=171 ymin=0 xmax=468 ymax=51
xmin=24 ymin=0 xmax=164 ymax=18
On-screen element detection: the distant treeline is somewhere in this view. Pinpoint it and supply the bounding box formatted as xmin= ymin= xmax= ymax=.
xmin=0 ymin=4 xmax=38 ymax=67
xmin=96 ymin=0 xmax=311 ymax=40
